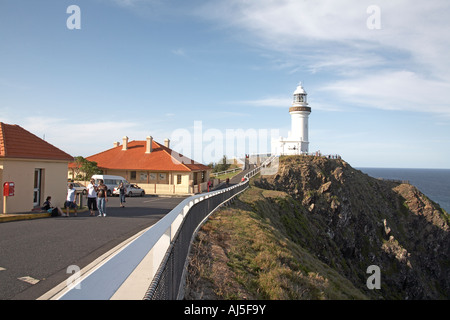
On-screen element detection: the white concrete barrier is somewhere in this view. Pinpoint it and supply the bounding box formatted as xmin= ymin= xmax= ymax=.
xmin=40 ymin=156 xmax=276 ymax=300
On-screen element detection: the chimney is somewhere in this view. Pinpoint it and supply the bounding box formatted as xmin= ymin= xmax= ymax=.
xmin=164 ymin=138 xmax=170 ymax=148
xmin=113 ymin=141 xmax=120 ymax=148
xmin=146 ymin=136 xmax=153 ymax=154
xmin=122 ymin=136 xmax=128 ymax=151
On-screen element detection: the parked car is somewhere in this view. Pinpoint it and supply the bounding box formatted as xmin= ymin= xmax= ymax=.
xmin=71 ymin=182 xmax=87 ymax=195
xmin=91 ymin=174 xmax=128 ymax=196
xmin=113 ymin=184 xmax=145 ymax=197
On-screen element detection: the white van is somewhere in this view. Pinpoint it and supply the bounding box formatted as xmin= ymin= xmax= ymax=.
xmin=91 ymin=174 xmax=128 ymax=196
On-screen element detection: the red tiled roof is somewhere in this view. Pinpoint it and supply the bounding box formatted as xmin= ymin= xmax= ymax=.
xmin=0 ymin=122 xmax=73 ymax=161
xmin=85 ymin=140 xmax=210 ymax=172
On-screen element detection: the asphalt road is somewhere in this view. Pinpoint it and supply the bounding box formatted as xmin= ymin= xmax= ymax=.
xmin=0 ymin=195 xmax=186 ymax=300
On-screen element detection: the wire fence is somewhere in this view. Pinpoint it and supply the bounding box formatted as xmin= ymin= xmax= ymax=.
xmin=143 ymin=158 xmax=273 ymax=300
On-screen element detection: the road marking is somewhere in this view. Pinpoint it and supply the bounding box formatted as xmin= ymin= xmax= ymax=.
xmin=143 ymin=198 xmax=168 ymax=203
xmin=38 ymin=225 xmax=154 ymax=300
xmin=18 ymin=276 xmax=40 ymax=285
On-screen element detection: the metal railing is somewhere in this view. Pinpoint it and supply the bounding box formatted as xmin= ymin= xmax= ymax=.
xmin=210 ymin=167 xmax=242 ymax=177
xmin=144 ymin=156 xmax=275 ymax=300
xmin=49 ymin=156 xmax=275 ymax=300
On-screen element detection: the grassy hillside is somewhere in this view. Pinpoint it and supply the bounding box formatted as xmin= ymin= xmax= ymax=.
xmin=184 ymin=156 xmax=450 ymax=300
xmin=185 ymin=186 xmax=368 ymax=300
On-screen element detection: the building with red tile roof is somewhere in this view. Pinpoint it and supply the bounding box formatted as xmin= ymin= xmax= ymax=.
xmin=0 ymin=123 xmax=73 ymax=161
xmin=70 ymin=136 xmax=212 ymax=195
xmin=1 ymin=122 xmax=73 ymax=213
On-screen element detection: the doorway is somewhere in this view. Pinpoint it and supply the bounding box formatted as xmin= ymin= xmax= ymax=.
xmin=33 ymin=169 xmax=42 ymax=207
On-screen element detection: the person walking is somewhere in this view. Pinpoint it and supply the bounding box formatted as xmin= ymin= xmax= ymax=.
xmin=118 ymin=182 xmax=127 ymax=208
xmin=65 ymin=183 xmax=77 ymax=217
xmin=86 ymin=178 xmax=98 ymax=216
xmin=96 ymin=179 xmax=108 ymax=217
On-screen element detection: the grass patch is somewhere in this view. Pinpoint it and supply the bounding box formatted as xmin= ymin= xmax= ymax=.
xmin=186 ymin=186 xmax=368 ymax=300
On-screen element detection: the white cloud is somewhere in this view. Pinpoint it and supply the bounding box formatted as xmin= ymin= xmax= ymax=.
xmin=172 ymin=48 xmax=186 ymax=57
xmin=109 ymin=0 xmax=158 ymax=7
xmin=320 ymin=71 xmax=450 ymax=115
xmin=14 ymin=117 xmax=155 ymax=157
xmin=240 ymin=97 xmax=290 ymax=108
xmin=196 ymin=0 xmax=450 ymax=116
xmin=111 ymin=0 xmax=136 ymax=7
xmin=197 ymin=0 xmax=450 ymax=65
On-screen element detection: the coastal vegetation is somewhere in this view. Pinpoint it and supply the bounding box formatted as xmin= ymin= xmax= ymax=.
xmin=185 ymin=156 xmax=450 ymax=300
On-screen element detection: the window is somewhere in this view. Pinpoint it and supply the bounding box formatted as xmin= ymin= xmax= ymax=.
xmin=294 ymin=94 xmax=306 ymax=103
xmin=130 ymin=171 xmax=136 ymax=180
xmin=177 ymin=174 xmax=182 ymax=184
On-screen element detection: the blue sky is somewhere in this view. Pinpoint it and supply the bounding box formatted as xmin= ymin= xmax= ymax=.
xmin=1 ymin=0 xmax=449 ymax=168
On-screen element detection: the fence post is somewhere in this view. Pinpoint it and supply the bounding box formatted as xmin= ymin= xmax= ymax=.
xmin=77 ymin=192 xmax=83 ymax=209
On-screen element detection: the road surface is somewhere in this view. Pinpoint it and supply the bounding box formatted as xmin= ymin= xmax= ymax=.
xmin=0 ymin=195 xmax=186 ymax=300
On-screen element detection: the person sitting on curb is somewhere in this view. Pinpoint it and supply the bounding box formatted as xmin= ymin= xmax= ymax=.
xmin=42 ymin=196 xmax=63 ymax=217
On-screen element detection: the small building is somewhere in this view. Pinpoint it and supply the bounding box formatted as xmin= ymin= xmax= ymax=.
xmin=0 ymin=122 xmax=73 ymax=214
xmin=72 ymin=136 xmax=212 ymax=195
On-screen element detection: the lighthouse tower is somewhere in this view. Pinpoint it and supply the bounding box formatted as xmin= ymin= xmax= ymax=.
xmin=273 ymin=82 xmax=311 ymax=155
xmin=289 ymin=83 xmax=311 ymax=153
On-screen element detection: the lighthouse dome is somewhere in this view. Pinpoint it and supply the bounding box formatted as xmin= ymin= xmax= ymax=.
xmin=293 ymin=83 xmax=306 ymax=95
xmin=292 ymin=82 xmax=309 ymax=109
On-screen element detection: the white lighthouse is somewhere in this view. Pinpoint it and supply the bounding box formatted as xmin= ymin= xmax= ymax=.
xmin=272 ymin=82 xmax=311 ymax=155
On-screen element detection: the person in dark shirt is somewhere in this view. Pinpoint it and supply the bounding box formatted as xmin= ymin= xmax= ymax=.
xmin=42 ymin=196 xmax=63 ymax=217
xmin=96 ymin=179 xmax=108 ymax=217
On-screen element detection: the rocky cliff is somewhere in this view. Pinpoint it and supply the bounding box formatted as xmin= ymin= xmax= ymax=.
xmin=185 ymin=156 xmax=450 ymax=300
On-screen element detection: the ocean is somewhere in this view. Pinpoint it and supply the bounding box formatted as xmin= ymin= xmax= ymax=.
xmin=357 ymin=168 xmax=450 ymax=214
